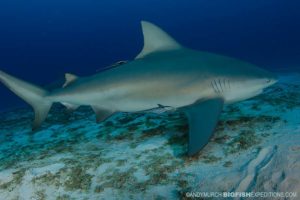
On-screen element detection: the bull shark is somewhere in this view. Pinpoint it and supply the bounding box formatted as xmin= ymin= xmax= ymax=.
xmin=0 ymin=21 xmax=277 ymax=155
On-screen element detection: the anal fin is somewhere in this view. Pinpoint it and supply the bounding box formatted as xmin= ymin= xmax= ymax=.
xmin=181 ymin=98 xmax=224 ymax=156
xmin=91 ymin=106 xmax=115 ymax=123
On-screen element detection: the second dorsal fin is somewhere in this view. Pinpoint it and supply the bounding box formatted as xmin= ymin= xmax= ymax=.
xmin=63 ymin=73 xmax=79 ymax=88
xmin=135 ymin=21 xmax=182 ymax=59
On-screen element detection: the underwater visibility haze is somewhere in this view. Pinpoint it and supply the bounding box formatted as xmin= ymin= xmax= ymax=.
xmin=0 ymin=0 xmax=299 ymax=199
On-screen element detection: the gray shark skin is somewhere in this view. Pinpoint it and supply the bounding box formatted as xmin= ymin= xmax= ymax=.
xmin=0 ymin=21 xmax=277 ymax=155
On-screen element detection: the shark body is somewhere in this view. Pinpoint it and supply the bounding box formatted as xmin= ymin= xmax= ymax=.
xmin=0 ymin=21 xmax=277 ymax=155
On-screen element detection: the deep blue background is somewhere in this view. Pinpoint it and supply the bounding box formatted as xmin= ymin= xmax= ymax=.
xmin=0 ymin=0 xmax=299 ymax=110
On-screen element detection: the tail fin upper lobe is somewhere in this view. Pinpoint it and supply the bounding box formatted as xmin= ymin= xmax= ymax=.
xmin=0 ymin=70 xmax=52 ymax=130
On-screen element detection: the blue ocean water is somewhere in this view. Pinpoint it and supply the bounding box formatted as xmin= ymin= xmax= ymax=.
xmin=0 ymin=1 xmax=300 ymax=198
xmin=0 ymin=0 xmax=299 ymax=110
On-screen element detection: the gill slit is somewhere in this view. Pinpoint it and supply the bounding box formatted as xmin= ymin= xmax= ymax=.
xmin=218 ymin=79 xmax=223 ymax=93
xmin=223 ymin=79 xmax=226 ymax=91
xmin=214 ymin=79 xmax=220 ymax=94
xmin=211 ymin=81 xmax=218 ymax=94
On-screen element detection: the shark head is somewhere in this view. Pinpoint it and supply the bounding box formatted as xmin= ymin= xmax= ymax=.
xmin=222 ymin=63 xmax=278 ymax=103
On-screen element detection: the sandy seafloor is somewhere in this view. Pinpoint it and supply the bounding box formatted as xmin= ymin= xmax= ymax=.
xmin=0 ymin=72 xmax=299 ymax=200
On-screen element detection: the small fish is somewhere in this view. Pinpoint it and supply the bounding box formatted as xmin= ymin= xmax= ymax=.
xmin=96 ymin=60 xmax=128 ymax=72
xmin=143 ymin=104 xmax=176 ymax=114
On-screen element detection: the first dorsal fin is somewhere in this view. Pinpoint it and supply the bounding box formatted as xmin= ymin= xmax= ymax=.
xmin=63 ymin=73 xmax=79 ymax=88
xmin=135 ymin=21 xmax=182 ymax=59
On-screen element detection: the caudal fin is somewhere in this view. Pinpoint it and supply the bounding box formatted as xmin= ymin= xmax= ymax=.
xmin=0 ymin=70 xmax=52 ymax=130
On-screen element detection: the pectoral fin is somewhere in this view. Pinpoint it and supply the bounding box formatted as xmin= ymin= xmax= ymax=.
xmin=91 ymin=106 xmax=115 ymax=123
xmin=181 ymin=98 xmax=224 ymax=156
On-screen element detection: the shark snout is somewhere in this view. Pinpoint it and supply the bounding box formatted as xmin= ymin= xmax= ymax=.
xmin=255 ymin=67 xmax=278 ymax=88
xmin=265 ymin=74 xmax=278 ymax=87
